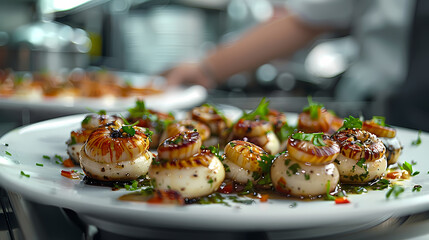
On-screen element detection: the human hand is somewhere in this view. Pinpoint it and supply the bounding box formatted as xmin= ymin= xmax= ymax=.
xmin=163 ymin=62 xmax=216 ymax=88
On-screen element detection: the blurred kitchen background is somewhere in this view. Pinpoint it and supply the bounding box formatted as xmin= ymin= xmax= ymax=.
xmin=0 ymin=1 xmax=423 ymax=239
xmin=0 ymin=0 xmax=368 ymax=125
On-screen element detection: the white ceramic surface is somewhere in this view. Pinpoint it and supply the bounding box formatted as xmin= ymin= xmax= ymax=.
xmin=0 ymin=114 xmax=428 ymax=232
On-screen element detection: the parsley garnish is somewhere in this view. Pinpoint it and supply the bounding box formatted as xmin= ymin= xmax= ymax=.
xmin=337 ymin=116 xmax=362 ymax=131
xmin=325 ymin=180 xmax=336 ymax=201
xmin=128 ymin=100 xmax=148 ymax=119
xmin=43 ymin=155 xmax=50 ymax=160
xmin=20 ymin=171 xmax=30 ymax=178
xmin=208 ymin=178 xmax=214 ymax=187
xmin=5 ymin=151 xmax=11 ymax=156
xmin=241 ymin=98 xmax=270 ymax=121
xmin=203 ymin=145 xmax=223 ymax=162
xmin=82 ymin=116 xmax=91 ymax=125
xmin=288 ymin=163 xmax=301 ymax=175
xmin=239 ymin=180 xmax=255 ymax=195
xmin=412 ymin=185 xmax=422 ymax=192
xmin=369 ymin=178 xmax=390 ymax=190
xmin=372 ymin=116 xmax=387 ymax=126
xmin=278 ymin=123 xmax=297 ymax=142
xmin=302 ymin=96 xmax=324 ymax=120
xmin=399 ymin=161 xmax=420 ymax=176
xmin=144 ymin=128 xmax=153 ymax=142
xmin=411 ymin=130 xmax=422 ymax=146
xmin=36 ymin=163 xmax=43 ymax=167
xmin=386 ymin=184 xmax=404 ymax=199
xmin=292 ymin=132 xmax=326 ymax=146
xmin=257 ymin=154 xmax=275 ymax=185
xmin=356 ymin=158 xmax=366 ymax=168
xmin=124 ymin=180 xmax=140 ymax=191
xmin=120 ymin=117 xmax=139 ymax=137
xmin=54 ymin=154 xmax=63 ymax=164
xmin=67 ymin=136 xmax=77 ymax=146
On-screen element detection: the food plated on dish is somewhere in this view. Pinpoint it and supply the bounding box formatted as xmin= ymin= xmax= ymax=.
xmin=0 ymin=97 xmax=427 ymax=232
xmin=60 ymin=98 xmax=413 ymax=204
xmin=0 ymin=69 xmax=162 ymax=100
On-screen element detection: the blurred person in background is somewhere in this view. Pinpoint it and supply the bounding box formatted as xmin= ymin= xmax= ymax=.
xmin=164 ymin=0 xmax=429 ymax=132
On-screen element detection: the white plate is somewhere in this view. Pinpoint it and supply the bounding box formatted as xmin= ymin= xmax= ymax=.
xmin=0 ymin=114 xmax=428 ymax=234
xmin=0 ymin=73 xmax=207 ymax=112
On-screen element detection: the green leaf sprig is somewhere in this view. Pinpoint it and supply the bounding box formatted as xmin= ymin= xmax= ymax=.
xmin=386 ymin=184 xmax=404 ymax=199
xmin=292 ymin=132 xmax=326 ymax=146
xmin=241 ymin=98 xmax=270 ymax=121
xmin=371 ymin=116 xmax=387 ymax=126
xmin=411 ymin=130 xmax=422 ymax=146
xmin=256 ymin=154 xmax=275 ymax=185
xmin=399 ymin=161 xmax=420 ymax=176
xmin=337 ymin=116 xmax=363 ymax=131
xmin=325 ymin=180 xmax=336 ymax=201
xmin=278 ymin=122 xmax=297 ymax=142
xmin=302 ymin=96 xmax=324 ymax=120
xmin=127 ymin=100 xmax=148 ymax=119
xmin=120 ymin=116 xmax=139 ymax=137
xmin=127 ymin=100 xmax=173 ymax=134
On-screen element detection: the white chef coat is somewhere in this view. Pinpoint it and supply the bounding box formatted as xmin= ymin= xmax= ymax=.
xmin=286 ymin=0 xmax=416 ymax=102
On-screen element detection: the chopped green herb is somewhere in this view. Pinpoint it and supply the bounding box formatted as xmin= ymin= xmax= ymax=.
xmin=144 ymin=128 xmax=153 ymax=142
xmin=356 ymin=158 xmax=366 ymax=168
xmin=304 ymin=173 xmax=310 ymax=180
xmin=197 ymin=193 xmax=230 ymax=207
xmin=302 ymin=96 xmax=324 ymax=120
xmin=372 ymin=116 xmax=387 ymax=126
xmin=288 ymin=163 xmax=301 ymax=175
xmin=4 ymin=143 xmax=9 ymax=147
xmin=278 ymin=123 xmax=296 ymax=142
xmin=259 ymin=154 xmax=275 ymax=174
xmin=120 ymin=119 xmax=139 ymax=137
xmin=369 ymin=179 xmax=390 ymax=190
xmin=203 ymin=145 xmax=223 ymax=162
xmin=223 ymin=164 xmax=231 ymax=172
xmin=412 ymin=185 xmax=422 ymax=192
xmin=54 ymin=154 xmax=63 ymax=164
xmin=5 ymin=151 xmax=11 ymax=156
xmin=325 ymin=180 xmax=336 ymax=201
xmin=411 ymin=130 xmax=422 ymax=146
xmin=284 ymin=159 xmax=291 ymax=166
xmin=241 ymin=98 xmax=270 ymax=121
xmin=82 ymin=115 xmax=92 ymax=125
xmin=386 ymin=184 xmax=404 ymax=199
xmin=128 ymin=100 xmax=148 ymax=119
xmin=68 ymin=136 xmax=77 ymax=146
xmin=399 ymin=161 xmax=419 ymax=176
xmin=229 ymin=142 xmax=236 ymax=147
xmin=43 ymin=155 xmax=50 ymax=160
xmin=20 ymin=171 xmax=30 ymax=178
xmin=208 ymin=178 xmax=214 ymax=187
xmin=292 ymin=132 xmax=326 ymax=146
xmin=124 ymin=180 xmax=140 ymax=191
xmin=239 ymin=180 xmax=255 ymax=195
xmin=338 ymin=116 xmax=363 ymax=131
xmin=36 ymin=163 xmax=43 ymax=167
xmin=228 ymin=196 xmax=254 ymax=205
